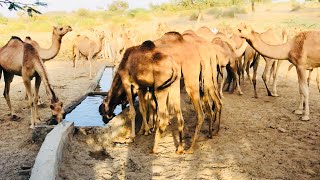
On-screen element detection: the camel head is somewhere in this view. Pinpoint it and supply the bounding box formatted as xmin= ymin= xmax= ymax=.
xmin=53 ymin=25 xmax=72 ymax=37
xmin=49 ymin=100 xmax=64 ymax=125
xmin=237 ymin=23 xmax=254 ymax=39
xmin=99 ymin=73 xmax=126 ymax=123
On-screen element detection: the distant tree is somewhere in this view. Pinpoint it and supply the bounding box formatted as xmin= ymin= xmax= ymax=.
xmin=108 ymin=0 xmax=128 ymax=12
xmin=0 ymin=0 xmax=47 ymax=16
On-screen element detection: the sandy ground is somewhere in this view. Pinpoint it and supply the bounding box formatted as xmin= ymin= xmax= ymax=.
xmin=0 ymin=59 xmax=106 ymax=180
xmin=59 ymin=59 xmax=320 ymax=180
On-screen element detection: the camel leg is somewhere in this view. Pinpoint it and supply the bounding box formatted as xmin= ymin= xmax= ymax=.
xmin=73 ymin=48 xmax=80 ymax=79
xmin=271 ymin=60 xmax=282 ymax=97
xmin=307 ymin=69 xmax=313 ymax=87
xmin=252 ymin=55 xmax=260 ymax=98
xmin=316 ymin=68 xmax=320 ymax=93
xmin=262 ymin=57 xmax=274 ymax=96
xmin=245 ymin=58 xmax=252 ymax=82
xmin=3 ymin=72 xmax=19 ymax=120
xmin=185 ymin=87 xmax=204 ymax=154
xmin=34 ymin=75 xmax=42 ymax=124
xmin=294 ymin=66 xmax=310 ymax=121
xmin=88 ymin=55 xmax=93 ymax=79
xmin=172 ymin=85 xmax=185 ymax=154
xmin=22 ymin=76 xmax=37 ymax=128
xmin=219 ymin=67 xmax=227 ymax=98
xmin=208 ymin=86 xmax=222 ymax=138
xmin=231 ymin=62 xmax=243 ymax=95
xmin=119 ymin=72 xmax=136 ymax=141
xmin=151 ymin=89 xmax=169 ymax=154
xmin=137 ymin=89 xmax=151 ymax=136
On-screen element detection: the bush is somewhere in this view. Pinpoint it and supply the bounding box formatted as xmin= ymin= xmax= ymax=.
xmin=221 ymin=9 xmax=235 ymax=18
xmin=76 ymin=9 xmax=92 ymax=17
xmin=290 ymin=0 xmax=303 ymax=12
xmin=108 ymin=0 xmax=128 ymax=12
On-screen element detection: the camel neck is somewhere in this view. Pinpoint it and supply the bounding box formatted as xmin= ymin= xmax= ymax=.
xmin=39 ymin=32 xmax=62 ymax=61
xmin=233 ymin=39 xmax=248 ymax=58
xmin=247 ymin=32 xmax=291 ymax=60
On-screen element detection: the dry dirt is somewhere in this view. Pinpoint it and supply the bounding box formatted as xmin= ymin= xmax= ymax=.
xmin=0 ymin=60 xmax=106 ymax=180
xmin=59 ymin=60 xmax=320 ymax=180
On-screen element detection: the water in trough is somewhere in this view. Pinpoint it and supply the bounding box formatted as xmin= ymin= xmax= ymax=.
xmin=64 ymin=67 xmax=122 ymax=127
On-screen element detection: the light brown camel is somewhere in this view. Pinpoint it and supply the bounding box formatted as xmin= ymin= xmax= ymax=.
xmin=233 ymin=28 xmax=287 ymax=97
xmin=24 ymin=25 xmax=72 ymax=61
xmin=182 ymin=30 xmax=222 ymax=138
xmin=24 ymin=26 xmax=72 ymax=103
xmin=115 ymin=41 xmax=183 ymax=154
xmin=72 ymin=30 xmax=105 ymax=79
xmin=0 ymin=37 xmax=64 ymax=128
xmin=238 ymin=23 xmax=320 ymax=121
xmin=153 ymin=31 xmax=223 ymax=154
xmin=211 ymin=36 xmax=248 ymax=97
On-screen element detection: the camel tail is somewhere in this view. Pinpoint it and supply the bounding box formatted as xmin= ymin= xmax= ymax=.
xmin=158 ymin=67 xmax=178 ymax=90
xmin=0 ymin=66 xmax=2 ymax=80
xmin=72 ymin=45 xmax=76 ymax=67
xmin=250 ymin=52 xmax=259 ymax=68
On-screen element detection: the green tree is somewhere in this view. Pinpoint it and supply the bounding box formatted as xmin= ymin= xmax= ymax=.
xmin=108 ymin=0 xmax=128 ymax=12
xmin=0 ymin=0 xmax=47 ymax=16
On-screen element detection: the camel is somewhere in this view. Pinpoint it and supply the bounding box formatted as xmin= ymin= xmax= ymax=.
xmin=232 ymin=28 xmax=287 ymax=97
xmin=211 ymin=37 xmax=248 ymax=97
xmin=24 ymin=26 xmax=72 ymax=103
xmin=153 ymin=31 xmax=223 ymax=153
xmin=24 ymin=25 xmax=72 ymax=61
xmin=72 ymin=30 xmax=105 ymax=79
xmin=182 ymin=30 xmax=222 ymax=138
xmin=101 ymin=41 xmax=182 ymax=153
xmin=0 ymin=36 xmax=64 ymax=128
xmin=238 ymin=23 xmax=320 ymax=121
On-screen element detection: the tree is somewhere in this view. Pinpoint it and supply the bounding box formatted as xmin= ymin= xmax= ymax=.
xmin=0 ymin=0 xmax=47 ymax=17
xmin=108 ymin=0 xmax=128 ymax=12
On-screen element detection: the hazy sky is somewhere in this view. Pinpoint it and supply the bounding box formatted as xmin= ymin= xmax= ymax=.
xmin=1 ymin=0 xmax=170 ymax=17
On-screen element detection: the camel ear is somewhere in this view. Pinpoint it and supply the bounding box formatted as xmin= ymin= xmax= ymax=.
xmin=53 ymin=26 xmax=57 ymax=30
xmin=50 ymin=104 xmax=54 ymax=110
xmin=59 ymin=101 xmax=63 ymax=106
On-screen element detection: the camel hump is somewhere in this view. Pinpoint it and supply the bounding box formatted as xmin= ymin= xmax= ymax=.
xmin=164 ymin=31 xmax=183 ymax=41
xmin=11 ymin=36 xmax=23 ymax=42
xmin=152 ymin=52 xmax=164 ymax=61
xmin=140 ymin=40 xmax=155 ymax=51
xmin=25 ymin=36 xmax=31 ymax=40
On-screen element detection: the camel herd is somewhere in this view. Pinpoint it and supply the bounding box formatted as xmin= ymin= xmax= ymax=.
xmin=0 ymin=22 xmax=319 ymax=153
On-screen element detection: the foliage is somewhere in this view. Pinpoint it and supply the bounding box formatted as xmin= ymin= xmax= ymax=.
xmin=108 ymin=0 xmax=128 ymax=12
xmin=290 ymin=0 xmax=303 ymax=11
xmin=0 ymin=0 xmax=47 ymax=17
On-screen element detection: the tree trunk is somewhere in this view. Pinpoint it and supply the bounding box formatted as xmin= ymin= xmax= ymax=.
xmin=252 ymin=1 xmax=255 ymax=12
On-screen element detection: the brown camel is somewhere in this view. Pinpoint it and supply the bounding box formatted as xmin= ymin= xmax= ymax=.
xmin=24 ymin=26 xmax=72 ymax=61
xmin=112 ymin=41 xmax=182 ymax=153
xmin=72 ymin=30 xmax=105 ymax=79
xmin=238 ymin=23 xmax=320 ymax=121
xmin=0 ymin=37 xmax=64 ymax=128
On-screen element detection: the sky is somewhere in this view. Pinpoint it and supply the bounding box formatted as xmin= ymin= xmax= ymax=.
xmin=0 ymin=0 xmax=170 ymax=17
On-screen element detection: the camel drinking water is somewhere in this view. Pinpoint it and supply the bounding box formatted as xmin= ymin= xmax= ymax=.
xmin=0 ymin=37 xmax=64 ymax=128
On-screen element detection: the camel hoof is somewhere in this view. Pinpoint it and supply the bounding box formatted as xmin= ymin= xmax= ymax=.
xmin=176 ymin=146 xmax=185 ymax=155
xmin=126 ymin=137 xmax=134 ymax=143
xmin=239 ymin=92 xmax=244 ymax=95
xmin=185 ymin=148 xmax=194 ymax=154
xmin=150 ymin=148 xmax=157 ymax=154
xmin=271 ymin=93 xmax=280 ymax=97
xmin=254 ymin=95 xmax=258 ymax=98
xmin=207 ymin=134 xmax=213 ymax=139
xmin=29 ymin=124 xmax=35 ymax=129
xmin=301 ymin=115 xmax=310 ymax=121
xmin=294 ymin=109 xmax=303 ymax=115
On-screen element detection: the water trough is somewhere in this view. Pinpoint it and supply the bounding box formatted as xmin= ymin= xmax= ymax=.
xmin=30 ymin=64 xmax=130 ymax=179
